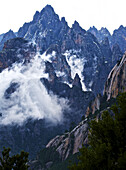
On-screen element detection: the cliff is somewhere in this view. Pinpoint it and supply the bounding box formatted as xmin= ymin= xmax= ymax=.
xmin=46 ymin=120 xmax=88 ymax=160
xmin=104 ymin=53 xmax=126 ymax=100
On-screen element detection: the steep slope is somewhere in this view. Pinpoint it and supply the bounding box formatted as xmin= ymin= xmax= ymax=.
xmin=0 ymin=4 xmax=125 ymax=161
xmin=0 ymin=37 xmax=94 ymax=159
xmin=0 ymin=5 xmax=122 ymax=95
xmin=104 ymin=53 xmax=126 ymax=100
xmin=17 ymin=5 xmax=122 ymax=94
xmin=35 ymin=52 xmax=126 ymax=168
xmin=46 ymin=120 xmax=88 ymax=161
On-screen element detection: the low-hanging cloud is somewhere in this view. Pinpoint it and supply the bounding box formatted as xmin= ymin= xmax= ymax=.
xmin=0 ymin=53 xmax=68 ymax=125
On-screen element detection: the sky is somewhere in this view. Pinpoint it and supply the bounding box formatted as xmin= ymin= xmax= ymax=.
xmin=0 ymin=0 xmax=126 ymax=34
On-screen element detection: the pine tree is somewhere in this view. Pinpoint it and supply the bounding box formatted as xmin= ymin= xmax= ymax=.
xmin=69 ymin=92 xmax=126 ymax=170
xmin=0 ymin=147 xmax=29 ymax=170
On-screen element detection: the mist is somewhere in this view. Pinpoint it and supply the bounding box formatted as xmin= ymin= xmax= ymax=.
xmin=0 ymin=53 xmax=68 ymax=125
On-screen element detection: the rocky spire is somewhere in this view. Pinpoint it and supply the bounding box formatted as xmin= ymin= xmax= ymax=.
xmin=0 ymin=29 xmax=16 ymax=50
xmin=72 ymin=73 xmax=82 ymax=90
xmin=72 ymin=20 xmax=86 ymax=34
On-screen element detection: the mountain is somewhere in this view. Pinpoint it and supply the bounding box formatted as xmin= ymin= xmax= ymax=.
xmin=0 ymin=4 xmax=125 ymax=162
xmin=0 ymin=6 xmax=123 ymax=95
xmin=0 ymin=37 xmax=94 ymax=159
xmin=88 ymin=26 xmax=111 ymax=43
xmin=88 ymin=25 xmax=126 ymax=53
xmin=16 ymin=5 xmax=122 ymax=95
xmin=33 ymin=51 xmax=126 ymax=169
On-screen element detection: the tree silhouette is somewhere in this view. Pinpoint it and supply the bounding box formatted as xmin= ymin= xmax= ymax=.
xmin=0 ymin=147 xmax=29 ymax=170
xmin=69 ymin=92 xmax=126 ymax=170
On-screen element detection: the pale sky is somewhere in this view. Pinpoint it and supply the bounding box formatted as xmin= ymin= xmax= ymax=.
xmin=0 ymin=0 xmax=126 ymax=34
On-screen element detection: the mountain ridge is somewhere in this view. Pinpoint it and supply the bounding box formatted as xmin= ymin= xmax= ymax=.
xmin=0 ymin=4 xmax=125 ymax=163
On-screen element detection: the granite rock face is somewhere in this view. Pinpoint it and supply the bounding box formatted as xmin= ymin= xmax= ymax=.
xmin=104 ymin=53 xmax=126 ymax=100
xmin=46 ymin=120 xmax=88 ymax=160
xmin=85 ymin=94 xmax=101 ymax=117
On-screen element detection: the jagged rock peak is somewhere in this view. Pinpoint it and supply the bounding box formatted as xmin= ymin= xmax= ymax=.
xmin=112 ymin=25 xmax=126 ymax=35
xmin=72 ymin=73 xmax=82 ymax=90
xmin=92 ymin=26 xmax=97 ymax=30
xmin=7 ymin=29 xmax=14 ymax=33
xmin=88 ymin=26 xmax=98 ymax=32
xmin=40 ymin=4 xmax=55 ymax=15
xmin=72 ymin=20 xmax=80 ymax=28
xmin=0 ymin=29 xmax=16 ymax=50
xmin=61 ymin=17 xmax=66 ymax=23
xmin=33 ymin=11 xmax=40 ymax=22
xmin=118 ymin=25 xmax=125 ymax=30
xmin=61 ymin=17 xmax=68 ymax=26
xmin=1 ymin=29 xmax=16 ymax=42
xmin=100 ymin=27 xmax=110 ymax=33
xmin=72 ymin=20 xmax=86 ymax=33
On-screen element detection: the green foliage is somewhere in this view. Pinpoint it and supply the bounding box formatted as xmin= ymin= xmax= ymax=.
xmin=69 ymin=92 xmax=126 ymax=170
xmin=0 ymin=147 xmax=29 ymax=170
xmin=37 ymin=147 xmax=61 ymax=169
xmin=81 ymin=115 xmax=85 ymax=121
xmin=50 ymin=153 xmax=79 ymax=170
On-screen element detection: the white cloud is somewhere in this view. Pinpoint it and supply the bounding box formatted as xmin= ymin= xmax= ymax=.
xmin=0 ymin=53 xmax=68 ymax=125
xmin=64 ymin=50 xmax=87 ymax=91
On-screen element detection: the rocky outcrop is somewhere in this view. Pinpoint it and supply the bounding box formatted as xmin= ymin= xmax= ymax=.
xmin=88 ymin=25 xmax=126 ymax=53
xmin=16 ymin=5 xmax=122 ymax=95
xmin=0 ymin=6 xmax=124 ymax=95
xmin=112 ymin=25 xmax=126 ymax=53
xmin=88 ymin=26 xmax=112 ymax=44
xmin=0 ymin=4 xmax=125 ymax=162
xmin=45 ymin=61 xmax=57 ymax=83
xmin=0 ymin=37 xmax=36 ymax=72
xmin=41 ymin=76 xmax=95 ymax=126
xmin=72 ymin=73 xmax=82 ymax=90
xmin=0 ymin=30 xmax=16 ymax=51
xmin=104 ymin=53 xmax=126 ymax=100
xmin=85 ymin=94 xmax=101 ymax=117
xmin=46 ymin=120 xmax=88 ymax=160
